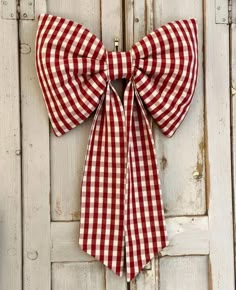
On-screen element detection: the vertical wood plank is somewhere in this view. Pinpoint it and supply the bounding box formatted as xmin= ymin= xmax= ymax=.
xmin=153 ymin=0 xmax=205 ymax=217
xmin=0 ymin=8 xmax=21 ymax=290
xmin=134 ymin=1 xmax=157 ymax=284
xmin=47 ymin=0 xmax=101 ymax=37
xmin=205 ymin=0 xmax=235 ymax=289
xmin=125 ymin=0 xmax=134 ymax=50
xmin=20 ymin=0 xmax=51 ymax=289
xmin=101 ymin=0 xmax=123 ymax=50
xmin=106 ymin=270 xmax=127 ymax=290
xmin=51 ymin=222 xmax=94 ymax=262
xmin=52 ymin=262 xmax=105 ymax=290
xmin=133 ymin=0 xmax=146 ymax=43
xmin=125 ymin=1 xmax=157 ymax=289
xmin=48 ymin=0 xmax=101 ymax=222
xmin=159 ymin=256 xmax=208 ymax=290
xmin=231 ymin=21 xmax=236 ymax=287
xmin=134 ymin=260 xmax=156 ymax=290
xmin=100 ymin=0 xmax=127 ymax=288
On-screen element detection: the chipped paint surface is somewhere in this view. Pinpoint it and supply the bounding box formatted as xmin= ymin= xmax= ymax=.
xmin=161 ymin=156 xmax=168 ymax=170
xmin=193 ymin=138 xmax=205 ymax=180
xmin=204 ymin=112 xmax=211 ymax=211
xmin=55 ymin=199 xmax=63 ymax=216
xmin=197 ymin=139 xmax=205 ymax=175
xmin=71 ymin=211 xmax=80 ymax=220
xmin=208 ymin=258 xmax=213 ymax=290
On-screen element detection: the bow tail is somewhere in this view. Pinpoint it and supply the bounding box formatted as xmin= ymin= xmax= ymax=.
xmin=79 ymin=83 xmax=126 ymax=277
xmin=124 ymin=82 xmax=169 ymax=281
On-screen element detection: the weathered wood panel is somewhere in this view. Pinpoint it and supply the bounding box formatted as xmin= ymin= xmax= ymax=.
xmin=47 ymin=0 xmax=101 ymax=36
xmin=0 ymin=7 xmax=21 ymax=290
xmin=160 ymin=256 xmax=208 ymax=290
xmin=160 ymin=216 xmax=209 ymax=256
xmin=133 ymin=0 xmax=146 ymax=43
xmin=51 ymin=222 xmax=94 ymax=262
xmin=51 ymin=220 xmax=127 ymax=288
xmin=205 ymin=0 xmax=235 ymax=289
xmin=106 ymin=270 xmax=127 ymax=290
xmin=153 ymin=0 xmax=205 ymax=216
xmin=48 ymin=0 xmax=101 ymax=222
xmin=134 ymin=259 xmax=156 ymax=290
xmin=20 ymin=0 xmax=51 ymax=289
xmin=101 ymin=0 xmax=123 ymax=50
xmin=52 ymin=262 xmax=105 ymax=290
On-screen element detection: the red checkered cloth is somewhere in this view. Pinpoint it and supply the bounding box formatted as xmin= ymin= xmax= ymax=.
xmin=35 ymin=13 xmax=198 ymax=281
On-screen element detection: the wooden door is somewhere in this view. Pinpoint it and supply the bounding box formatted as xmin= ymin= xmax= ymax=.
xmin=0 ymin=0 xmax=235 ymax=289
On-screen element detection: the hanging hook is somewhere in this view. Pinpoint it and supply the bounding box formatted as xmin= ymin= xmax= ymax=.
xmin=114 ymin=37 xmax=119 ymax=52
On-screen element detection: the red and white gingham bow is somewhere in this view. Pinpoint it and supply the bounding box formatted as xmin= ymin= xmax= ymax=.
xmin=35 ymin=13 xmax=198 ymax=281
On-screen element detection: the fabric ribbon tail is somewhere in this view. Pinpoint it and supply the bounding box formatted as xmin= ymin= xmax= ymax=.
xmin=78 ymin=83 xmax=127 ymax=277
xmin=124 ymin=82 xmax=169 ymax=281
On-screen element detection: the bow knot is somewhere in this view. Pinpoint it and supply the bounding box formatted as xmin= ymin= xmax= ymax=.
xmin=106 ymin=51 xmax=134 ymax=80
xmin=35 ymin=13 xmax=198 ymax=281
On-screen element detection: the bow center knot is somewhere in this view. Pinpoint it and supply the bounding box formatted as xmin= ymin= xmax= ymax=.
xmin=106 ymin=51 xmax=133 ymax=81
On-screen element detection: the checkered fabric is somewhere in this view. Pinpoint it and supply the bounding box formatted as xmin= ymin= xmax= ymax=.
xmin=35 ymin=13 xmax=198 ymax=281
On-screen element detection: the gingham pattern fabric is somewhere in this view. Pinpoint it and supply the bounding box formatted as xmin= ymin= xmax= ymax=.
xmin=35 ymin=13 xmax=198 ymax=281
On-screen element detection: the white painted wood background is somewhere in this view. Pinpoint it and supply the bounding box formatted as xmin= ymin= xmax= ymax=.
xmin=0 ymin=0 xmax=235 ymax=289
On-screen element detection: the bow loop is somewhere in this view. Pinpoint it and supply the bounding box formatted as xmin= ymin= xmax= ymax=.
xmin=131 ymin=19 xmax=198 ymax=137
xmin=36 ymin=14 xmax=107 ymax=136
